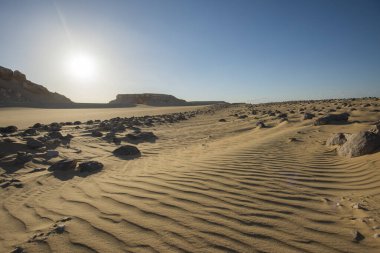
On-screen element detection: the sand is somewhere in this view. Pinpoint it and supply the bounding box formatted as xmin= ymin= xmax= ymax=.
xmin=0 ymin=105 xmax=204 ymax=129
xmin=1 ymin=99 xmax=380 ymax=253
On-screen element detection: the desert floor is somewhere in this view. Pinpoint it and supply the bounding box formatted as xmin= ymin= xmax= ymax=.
xmin=1 ymin=100 xmax=380 ymax=253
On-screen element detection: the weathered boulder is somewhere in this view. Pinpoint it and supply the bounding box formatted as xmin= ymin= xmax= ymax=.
xmin=26 ymin=138 xmax=45 ymax=149
xmin=326 ymin=133 xmax=347 ymax=146
xmin=337 ymin=131 xmax=380 ymax=157
xmin=78 ymin=161 xmax=104 ymax=173
xmin=48 ymin=159 xmax=77 ymax=171
xmin=113 ymin=145 xmax=141 ymax=157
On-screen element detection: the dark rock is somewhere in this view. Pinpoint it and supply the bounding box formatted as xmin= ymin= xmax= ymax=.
xmin=10 ymin=246 xmax=24 ymax=253
xmin=303 ymin=113 xmax=315 ymax=120
xmin=113 ymin=137 xmax=121 ymax=145
xmin=28 ymin=167 xmax=46 ymax=173
xmin=32 ymin=123 xmax=42 ymax=128
xmin=126 ymin=131 xmax=157 ymax=143
xmin=16 ymin=151 xmax=33 ymax=163
xmin=314 ymin=113 xmax=350 ymax=125
xmin=91 ymin=130 xmax=103 ymax=137
xmin=219 ymin=119 xmax=227 ymax=122
xmin=78 ymin=161 xmax=104 ymax=173
xmin=54 ymin=224 xmax=65 ymax=234
xmin=326 ymin=133 xmax=347 ymax=146
xmin=49 ymin=122 xmax=61 ymax=131
xmin=46 ymin=150 xmax=59 ymax=158
xmin=45 ymin=139 xmax=61 ymax=149
xmin=337 ymin=131 xmax=380 ymax=157
xmin=352 ymin=230 xmax=365 ymax=242
xmin=74 ymin=121 xmax=81 ymax=125
xmin=26 ymin=138 xmax=45 ymax=149
xmin=48 ymin=159 xmax=77 ymax=171
xmin=113 ymin=145 xmax=141 ymax=158
xmin=256 ymin=121 xmax=265 ymax=128
xmin=22 ymin=128 xmax=39 ymax=136
xmin=238 ymin=115 xmax=248 ymax=119
xmin=0 ymin=125 xmax=18 ymax=134
xmin=47 ymin=131 xmax=63 ymax=139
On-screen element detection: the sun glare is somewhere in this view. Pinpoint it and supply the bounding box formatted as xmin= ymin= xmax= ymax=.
xmin=66 ymin=52 xmax=96 ymax=81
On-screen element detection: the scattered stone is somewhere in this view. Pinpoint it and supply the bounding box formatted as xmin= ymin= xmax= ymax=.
xmin=16 ymin=151 xmax=33 ymax=163
xmin=58 ymin=217 xmax=72 ymax=222
xmin=303 ymin=113 xmax=315 ymax=120
xmin=126 ymin=132 xmax=157 ymax=143
xmin=54 ymin=224 xmax=65 ymax=234
xmin=91 ymin=130 xmax=103 ymax=137
xmin=219 ymin=119 xmax=227 ymax=122
xmin=288 ymin=137 xmax=297 ymax=142
xmin=352 ymin=230 xmax=365 ymax=242
xmin=113 ymin=145 xmax=141 ymax=158
xmin=0 ymin=125 xmax=18 ymax=134
xmin=314 ymin=113 xmax=350 ymax=125
xmin=22 ymin=128 xmax=39 ymax=136
xmin=49 ymin=122 xmax=61 ymax=131
xmin=74 ymin=121 xmax=81 ymax=125
xmin=48 ymin=159 xmax=77 ymax=171
xmin=326 ymin=133 xmax=347 ymax=146
xmin=337 ymin=131 xmax=380 ymax=157
xmin=374 ymin=233 xmax=380 ymax=238
xmin=26 ymin=138 xmax=45 ymax=149
xmin=32 ymin=123 xmax=42 ymax=128
xmin=78 ymin=161 xmax=104 ymax=173
xmin=29 ymin=168 xmax=46 ymax=173
xmin=46 ymin=150 xmax=59 ymax=158
xmin=256 ymin=121 xmax=265 ymax=128
xmin=10 ymin=246 xmax=24 ymax=253
xmin=47 ymin=131 xmax=63 ymax=139
xmin=238 ymin=115 xmax=248 ymax=119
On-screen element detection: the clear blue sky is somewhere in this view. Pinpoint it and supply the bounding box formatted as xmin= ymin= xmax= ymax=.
xmin=0 ymin=0 xmax=379 ymax=103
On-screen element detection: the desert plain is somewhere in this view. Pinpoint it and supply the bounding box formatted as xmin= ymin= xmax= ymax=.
xmin=1 ymin=98 xmax=380 ymax=253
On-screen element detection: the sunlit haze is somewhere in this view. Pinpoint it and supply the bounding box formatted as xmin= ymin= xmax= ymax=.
xmin=0 ymin=0 xmax=379 ymax=103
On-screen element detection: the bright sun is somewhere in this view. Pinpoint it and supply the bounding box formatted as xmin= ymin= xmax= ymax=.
xmin=66 ymin=52 xmax=96 ymax=81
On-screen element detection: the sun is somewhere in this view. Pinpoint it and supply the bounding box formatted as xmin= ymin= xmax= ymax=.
xmin=66 ymin=52 xmax=96 ymax=81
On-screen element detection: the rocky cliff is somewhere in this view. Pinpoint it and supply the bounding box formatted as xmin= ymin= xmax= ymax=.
xmin=109 ymin=93 xmax=188 ymax=106
xmin=0 ymin=66 xmax=72 ymax=105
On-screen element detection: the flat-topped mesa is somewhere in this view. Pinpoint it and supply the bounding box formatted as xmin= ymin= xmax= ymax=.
xmin=0 ymin=66 xmax=72 ymax=105
xmin=109 ymin=93 xmax=188 ymax=106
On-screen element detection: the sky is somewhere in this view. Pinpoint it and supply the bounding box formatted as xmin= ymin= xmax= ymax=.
xmin=0 ymin=0 xmax=379 ymax=103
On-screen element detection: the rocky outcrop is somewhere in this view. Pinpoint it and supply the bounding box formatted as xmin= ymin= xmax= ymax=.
xmin=109 ymin=93 xmax=226 ymax=106
xmin=0 ymin=66 xmax=72 ymax=105
xmin=109 ymin=93 xmax=187 ymax=106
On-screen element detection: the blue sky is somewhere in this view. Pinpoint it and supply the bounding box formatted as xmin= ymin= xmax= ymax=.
xmin=0 ymin=0 xmax=379 ymax=103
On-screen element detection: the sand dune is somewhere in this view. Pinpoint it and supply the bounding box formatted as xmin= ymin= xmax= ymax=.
xmin=1 ymin=99 xmax=380 ymax=252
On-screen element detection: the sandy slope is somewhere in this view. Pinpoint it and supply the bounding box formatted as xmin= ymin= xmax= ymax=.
xmin=1 ymin=100 xmax=380 ymax=253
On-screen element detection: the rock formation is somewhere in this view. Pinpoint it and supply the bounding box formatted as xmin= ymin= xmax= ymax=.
xmin=109 ymin=93 xmax=188 ymax=106
xmin=0 ymin=66 xmax=72 ymax=105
